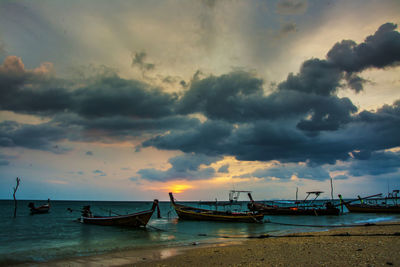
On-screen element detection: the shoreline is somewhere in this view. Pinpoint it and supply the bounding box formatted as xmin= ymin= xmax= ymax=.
xmin=134 ymin=221 xmax=400 ymax=267
xmin=15 ymin=239 xmax=243 ymax=267
xmin=14 ymin=221 xmax=400 ymax=267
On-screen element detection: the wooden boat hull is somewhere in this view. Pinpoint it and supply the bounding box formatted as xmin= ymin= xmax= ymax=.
xmin=29 ymin=204 xmax=50 ymax=214
xmin=174 ymin=206 xmax=263 ymax=222
xmin=81 ymin=199 xmax=159 ymax=227
xmin=169 ymin=193 xmax=264 ymax=223
xmin=248 ymin=203 xmax=340 ymax=216
xmin=254 ymin=207 xmax=339 ymax=216
xmin=345 ymin=203 xmax=400 ymax=213
xmin=82 ymin=210 xmax=154 ymax=227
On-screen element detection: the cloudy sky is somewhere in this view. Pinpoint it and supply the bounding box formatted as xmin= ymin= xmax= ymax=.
xmin=1 ymin=0 xmax=400 ymax=201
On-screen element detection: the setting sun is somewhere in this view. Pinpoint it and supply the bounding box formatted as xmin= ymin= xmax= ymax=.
xmin=169 ymin=184 xmax=193 ymax=193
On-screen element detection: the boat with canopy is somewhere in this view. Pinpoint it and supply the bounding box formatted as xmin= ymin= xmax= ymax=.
xmin=169 ymin=192 xmax=264 ymax=223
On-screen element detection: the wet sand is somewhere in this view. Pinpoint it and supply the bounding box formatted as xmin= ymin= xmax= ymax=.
xmin=133 ymin=223 xmax=400 ymax=267
xmin=21 ymin=222 xmax=400 ymax=267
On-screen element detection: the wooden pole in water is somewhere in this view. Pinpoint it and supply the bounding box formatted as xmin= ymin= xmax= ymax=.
xmin=338 ymin=194 xmax=344 ymax=213
xmin=13 ymin=177 xmax=21 ymax=218
xmin=330 ymin=178 xmax=334 ymax=201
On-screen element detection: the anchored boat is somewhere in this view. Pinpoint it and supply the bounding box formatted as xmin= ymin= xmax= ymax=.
xmin=80 ymin=199 xmax=160 ymax=227
xmin=339 ymin=191 xmax=400 ymax=213
xmin=28 ymin=199 xmax=50 ymax=214
xmin=247 ymin=191 xmax=340 ymax=216
xmin=169 ymin=192 xmax=264 ymax=223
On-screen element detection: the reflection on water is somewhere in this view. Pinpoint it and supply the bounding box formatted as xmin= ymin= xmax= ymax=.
xmin=80 ymin=224 xmax=92 ymax=248
xmin=159 ymin=248 xmax=179 ymax=259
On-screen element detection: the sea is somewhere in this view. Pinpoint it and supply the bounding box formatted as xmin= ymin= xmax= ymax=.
xmin=1 ymin=199 xmax=399 ymax=265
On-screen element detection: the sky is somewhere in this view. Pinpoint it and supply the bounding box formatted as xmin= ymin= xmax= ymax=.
xmin=0 ymin=0 xmax=400 ymax=201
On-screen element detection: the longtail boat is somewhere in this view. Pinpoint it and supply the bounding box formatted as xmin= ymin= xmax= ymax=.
xmin=169 ymin=192 xmax=264 ymax=223
xmin=339 ymin=191 xmax=400 ymax=213
xmin=80 ymin=199 xmax=160 ymax=227
xmin=247 ymin=192 xmax=340 ymax=216
xmin=28 ymin=199 xmax=50 ymax=214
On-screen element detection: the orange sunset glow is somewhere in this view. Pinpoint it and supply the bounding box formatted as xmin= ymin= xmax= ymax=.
xmin=168 ymin=184 xmax=193 ymax=194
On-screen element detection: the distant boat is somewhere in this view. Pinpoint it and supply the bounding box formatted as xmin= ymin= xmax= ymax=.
xmin=247 ymin=191 xmax=340 ymax=216
xmin=169 ymin=192 xmax=264 ymax=223
xmin=28 ymin=199 xmax=50 ymax=214
xmin=339 ymin=191 xmax=400 ymax=214
xmin=80 ymin=199 xmax=160 ymax=227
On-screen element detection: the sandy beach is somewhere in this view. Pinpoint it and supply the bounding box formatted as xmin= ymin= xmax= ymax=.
xmin=26 ymin=222 xmax=400 ymax=267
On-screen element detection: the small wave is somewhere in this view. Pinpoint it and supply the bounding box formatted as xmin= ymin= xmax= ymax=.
xmin=149 ymin=218 xmax=173 ymax=225
xmin=354 ymin=217 xmax=394 ymax=224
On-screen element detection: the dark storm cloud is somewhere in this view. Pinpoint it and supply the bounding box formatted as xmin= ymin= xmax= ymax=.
xmin=0 ymin=115 xmax=200 ymax=152
xmin=344 ymin=73 xmax=367 ymax=93
xmin=177 ymin=65 xmax=357 ymax=132
xmin=327 ymin=23 xmax=400 ymax=73
xmin=71 ymin=76 xmax=175 ymax=118
xmin=295 ymin=95 xmax=357 ymax=132
xmin=248 ymin=164 xmax=331 ymax=181
xmin=327 ymin=23 xmax=400 ymax=92
xmin=177 ymin=71 xmax=264 ymax=121
xmin=144 ymin=119 xmax=347 ymax=165
xmin=0 ymin=56 xmax=185 ymax=144
xmin=278 ymin=59 xmax=343 ymax=96
xmin=0 ymin=56 xmax=52 ymax=99
xmin=0 ymin=56 xmax=90 ymax=117
xmin=0 ymin=120 xmax=68 ymax=152
xmin=348 ymin=151 xmax=400 ymax=177
xmin=1 ymin=22 xmax=400 ymax=177
xmin=224 ymin=120 xmax=352 ymax=165
xmin=138 ymin=153 xmax=221 ymax=181
xmin=142 ymin=120 xmax=233 ymax=155
xmin=348 ymin=100 xmax=400 ymax=152
xmin=1 ymin=85 xmax=73 ymax=115
xmin=144 ymin=96 xmax=400 ymax=166
xmin=163 ymin=22 xmax=400 ymax=163
xmin=0 ymin=57 xmax=176 ymax=118
xmin=277 ymin=23 xmax=400 ymax=98
xmin=53 ymin=113 xmax=200 ymax=142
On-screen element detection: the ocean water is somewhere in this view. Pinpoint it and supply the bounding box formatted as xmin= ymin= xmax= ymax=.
xmin=1 ymin=199 xmax=399 ymax=265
